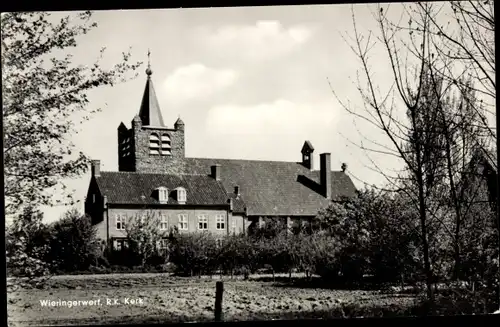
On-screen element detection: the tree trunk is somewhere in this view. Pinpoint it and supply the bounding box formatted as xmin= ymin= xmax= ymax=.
xmin=414 ymin=134 xmax=435 ymax=313
xmin=272 ymin=269 xmax=275 ymax=282
xmin=441 ymin=115 xmax=462 ymax=281
xmin=289 ymin=270 xmax=292 ymax=282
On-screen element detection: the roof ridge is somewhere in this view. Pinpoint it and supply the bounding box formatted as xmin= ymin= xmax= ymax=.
xmin=188 ymin=156 xmax=303 ymax=164
xmin=100 ymin=171 xmax=212 ymax=177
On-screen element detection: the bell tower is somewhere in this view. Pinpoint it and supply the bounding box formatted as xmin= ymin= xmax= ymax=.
xmin=117 ymin=50 xmax=186 ymax=174
xmin=301 ymin=140 xmax=314 ymax=170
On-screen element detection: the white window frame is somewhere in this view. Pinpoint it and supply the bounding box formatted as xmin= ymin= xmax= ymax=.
xmin=216 ymin=214 xmax=225 ymax=230
xmin=116 ymin=215 xmax=126 ymax=230
xmin=160 ymin=214 xmax=168 ymax=230
xmin=198 ymin=214 xmax=208 ymax=230
xmin=177 ymin=187 xmax=187 ymax=203
xmin=232 ymin=217 xmax=236 ymax=231
xmin=178 ymin=214 xmax=188 ymax=230
xmin=158 ymin=187 xmax=169 ymax=203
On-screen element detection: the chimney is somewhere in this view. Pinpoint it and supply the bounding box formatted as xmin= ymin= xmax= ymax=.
xmin=234 ymin=185 xmax=240 ymax=197
xmin=103 ymin=195 xmax=108 ymax=209
xmin=341 ymin=163 xmax=347 ymax=173
xmin=211 ymin=164 xmax=221 ymax=181
xmin=320 ymin=153 xmax=332 ymax=199
xmin=91 ymin=160 xmax=101 ymax=177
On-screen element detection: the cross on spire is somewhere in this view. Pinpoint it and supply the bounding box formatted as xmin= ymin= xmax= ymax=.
xmin=146 ymin=49 xmax=152 ymax=76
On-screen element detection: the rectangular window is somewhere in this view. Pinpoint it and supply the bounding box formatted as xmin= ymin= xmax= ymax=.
xmin=178 ymin=189 xmax=187 ymax=203
xmin=198 ymin=215 xmax=208 ymax=230
xmin=160 ymin=214 xmax=168 ymax=230
xmin=232 ymin=217 xmax=236 ymax=231
xmin=159 ymin=239 xmax=168 ymax=250
xmin=216 ymin=214 xmax=225 ymax=230
xmin=114 ymin=238 xmax=128 ymax=251
xmin=116 ymin=215 xmax=126 ymax=230
xmin=178 ymin=214 xmax=188 ymax=230
xmin=158 ymin=188 xmax=169 ymax=203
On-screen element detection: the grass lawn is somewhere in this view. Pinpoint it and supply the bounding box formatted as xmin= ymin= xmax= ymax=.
xmin=7 ymin=273 xmax=419 ymax=326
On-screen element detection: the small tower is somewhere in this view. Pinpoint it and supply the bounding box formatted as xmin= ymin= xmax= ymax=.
xmin=174 ymin=116 xmax=185 ymax=131
xmin=301 ymin=140 xmax=314 ymax=170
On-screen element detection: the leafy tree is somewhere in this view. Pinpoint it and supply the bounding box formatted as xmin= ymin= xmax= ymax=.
xmin=169 ymin=232 xmax=219 ymax=276
xmin=2 ymin=11 xmax=142 ymax=215
xmin=47 ymin=208 xmax=101 ymax=273
xmin=316 ymin=189 xmax=422 ymax=284
xmin=6 ymin=205 xmax=51 ymax=281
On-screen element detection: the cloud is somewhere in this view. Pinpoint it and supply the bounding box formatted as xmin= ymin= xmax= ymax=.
xmin=206 ymin=99 xmax=336 ymax=136
xmin=162 ymin=64 xmax=238 ymax=104
xmin=197 ymin=21 xmax=316 ymax=61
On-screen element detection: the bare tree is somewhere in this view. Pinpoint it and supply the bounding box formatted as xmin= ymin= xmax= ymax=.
xmin=125 ymin=210 xmax=169 ymax=267
xmin=331 ymin=2 xmax=493 ymax=308
xmin=334 ymin=2 xmax=497 ymax=310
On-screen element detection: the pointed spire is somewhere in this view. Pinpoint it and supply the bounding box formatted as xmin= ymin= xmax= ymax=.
xmin=138 ymin=49 xmax=165 ymax=127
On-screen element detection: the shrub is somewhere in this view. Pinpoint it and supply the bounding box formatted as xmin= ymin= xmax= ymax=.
xmin=46 ymin=209 xmax=102 ymax=273
xmin=6 ymin=206 xmax=51 ymax=279
xmin=169 ymin=232 xmax=219 ymax=276
xmin=125 ymin=210 xmax=170 ymax=267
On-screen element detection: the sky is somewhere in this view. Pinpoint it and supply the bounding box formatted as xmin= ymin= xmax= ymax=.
xmin=24 ymin=3 xmax=473 ymax=223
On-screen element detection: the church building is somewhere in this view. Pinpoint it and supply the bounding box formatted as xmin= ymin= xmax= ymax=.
xmin=84 ymin=61 xmax=357 ymax=249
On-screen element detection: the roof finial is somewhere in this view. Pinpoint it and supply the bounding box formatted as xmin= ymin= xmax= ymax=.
xmin=146 ymin=49 xmax=152 ymax=76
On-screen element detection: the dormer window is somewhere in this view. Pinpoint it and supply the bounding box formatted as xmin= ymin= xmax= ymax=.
xmin=176 ymin=187 xmax=187 ymax=204
xmin=157 ymin=186 xmax=169 ymax=203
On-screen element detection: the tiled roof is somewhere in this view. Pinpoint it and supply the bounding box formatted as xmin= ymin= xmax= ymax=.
xmin=227 ymin=193 xmax=246 ymax=214
xmin=183 ymin=157 xmax=357 ymax=216
xmin=95 ymin=172 xmax=229 ymax=206
xmin=95 ymin=158 xmax=357 ymax=216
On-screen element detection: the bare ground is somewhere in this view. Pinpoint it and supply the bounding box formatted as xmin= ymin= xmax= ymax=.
xmin=7 ymin=273 xmax=418 ymax=326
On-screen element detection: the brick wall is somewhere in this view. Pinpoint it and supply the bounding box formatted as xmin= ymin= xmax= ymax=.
xmin=101 ymin=207 xmax=238 ymax=240
xmin=132 ymin=120 xmax=186 ymax=174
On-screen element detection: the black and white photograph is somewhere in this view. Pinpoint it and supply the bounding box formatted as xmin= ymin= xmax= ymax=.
xmin=3 ymin=1 xmax=499 ymax=326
